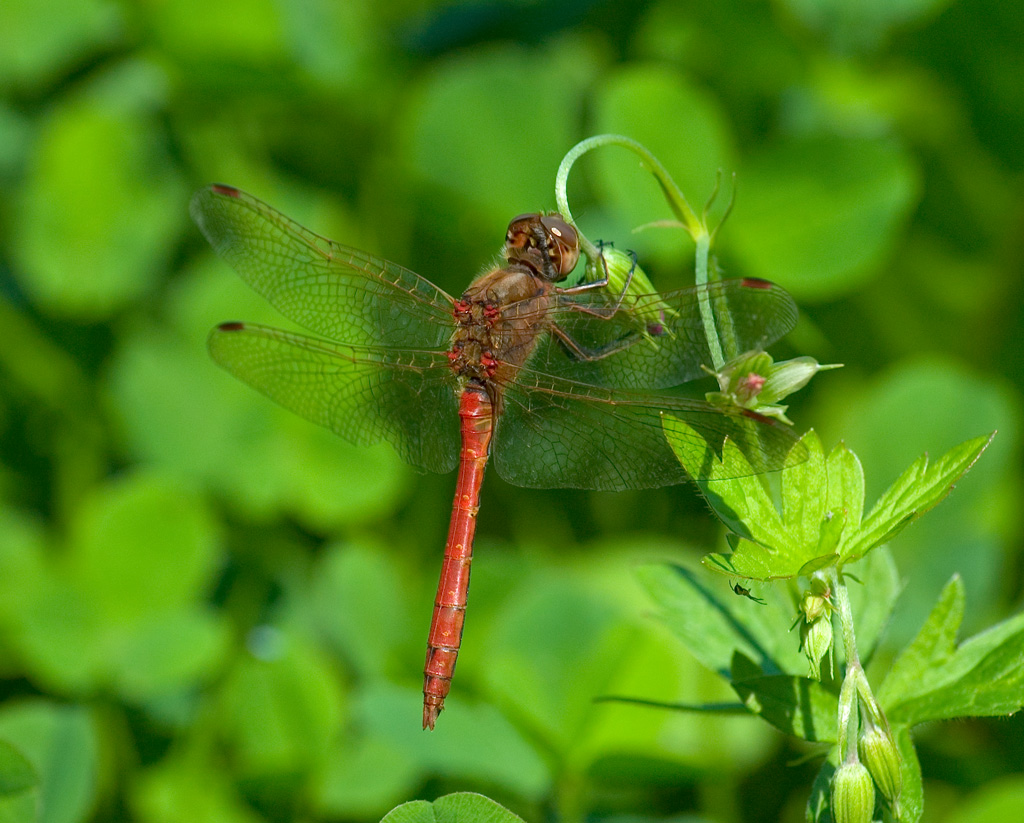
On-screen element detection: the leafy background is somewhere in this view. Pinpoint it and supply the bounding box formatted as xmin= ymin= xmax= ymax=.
xmin=0 ymin=0 xmax=1021 ymax=821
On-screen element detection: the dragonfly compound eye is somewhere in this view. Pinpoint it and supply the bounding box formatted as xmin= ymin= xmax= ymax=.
xmin=540 ymin=215 xmax=580 ymax=276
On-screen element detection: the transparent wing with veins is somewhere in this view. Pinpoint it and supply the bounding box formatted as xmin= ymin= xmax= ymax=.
xmin=502 ymin=278 xmax=799 ymax=390
xmin=207 ymin=323 xmax=461 ymax=474
xmin=190 ymin=185 xmax=456 ymax=349
xmin=492 ymin=365 xmax=803 ymax=491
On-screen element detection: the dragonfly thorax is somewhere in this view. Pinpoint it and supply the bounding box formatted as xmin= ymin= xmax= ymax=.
xmin=449 ymin=267 xmax=555 ymax=390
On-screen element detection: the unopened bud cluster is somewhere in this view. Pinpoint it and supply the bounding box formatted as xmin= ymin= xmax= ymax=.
xmin=706 ymin=352 xmax=840 ymax=423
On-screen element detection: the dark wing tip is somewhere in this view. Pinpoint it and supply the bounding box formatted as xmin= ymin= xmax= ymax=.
xmin=216 ymin=321 xmax=247 ymax=332
xmin=740 ymin=277 xmax=775 ymax=290
xmin=210 ymin=183 xmax=241 ymax=198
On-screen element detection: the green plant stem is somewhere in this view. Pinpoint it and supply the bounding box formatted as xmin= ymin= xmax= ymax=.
xmin=553 ymin=134 xmax=724 ymax=368
xmin=832 ymin=570 xmax=862 ymax=763
xmin=555 ymin=770 xmax=586 ymax=823
xmin=694 ymin=231 xmax=725 ymax=370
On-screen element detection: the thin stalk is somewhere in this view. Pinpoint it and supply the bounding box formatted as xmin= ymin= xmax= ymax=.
xmin=831 ymin=569 xmax=862 ymax=763
xmin=554 ymin=134 xmax=723 ymax=367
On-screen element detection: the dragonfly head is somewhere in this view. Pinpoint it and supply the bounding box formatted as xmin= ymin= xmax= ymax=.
xmin=504 ymin=213 xmax=580 ymax=282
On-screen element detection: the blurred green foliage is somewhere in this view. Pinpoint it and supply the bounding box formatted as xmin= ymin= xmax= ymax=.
xmin=0 ymin=1 xmax=1021 ymax=822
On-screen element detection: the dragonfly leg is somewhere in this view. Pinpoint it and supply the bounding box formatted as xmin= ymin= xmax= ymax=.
xmin=549 ymin=322 xmax=642 ymax=363
xmin=554 ymin=244 xmax=638 ymax=322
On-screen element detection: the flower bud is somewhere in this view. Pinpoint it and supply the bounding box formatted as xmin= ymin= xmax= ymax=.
xmin=859 ymin=724 xmax=903 ymax=804
xmin=597 ymin=247 xmax=676 ymax=339
xmin=704 ymin=352 xmax=840 ymax=423
xmin=758 ymin=356 xmax=839 ymax=405
xmin=800 ymin=579 xmax=832 ymax=623
xmin=801 ymin=613 xmax=833 ymax=680
xmin=831 ymin=761 xmax=875 ymax=823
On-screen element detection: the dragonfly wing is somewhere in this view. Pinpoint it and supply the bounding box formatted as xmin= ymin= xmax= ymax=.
xmin=192 ymin=185 xmax=455 ymax=348
xmin=209 ymin=323 xmax=460 ymax=473
xmin=492 ymin=368 xmax=803 ymax=491
xmin=530 ymin=278 xmax=797 ymax=389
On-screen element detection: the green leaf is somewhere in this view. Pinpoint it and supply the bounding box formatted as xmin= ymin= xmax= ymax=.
xmin=825 ymin=442 xmax=865 ymax=536
xmin=12 ymin=60 xmax=186 ymax=318
xmin=877 ymin=576 xmax=964 ymax=707
xmin=108 ymin=260 xmax=411 ymax=531
xmin=697 ymin=431 xmax=841 ymax=580
xmin=0 ymin=701 xmax=97 ymax=823
xmin=313 ymin=735 xmax=421 ymax=820
xmin=400 ymin=44 xmax=588 ymax=229
xmin=109 ymin=608 xmax=231 ymax=701
xmin=880 ymin=576 xmax=1024 ymax=724
xmin=696 ymin=431 xmax=994 ymax=582
xmin=0 ymin=0 xmax=120 ymax=89
xmin=943 ymin=775 xmax=1024 ymax=823
xmin=728 ymin=135 xmax=919 ymax=300
xmin=778 ymin=0 xmax=954 ymax=52
xmin=663 ymin=415 xmax=789 ymax=552
xmin=216 ymin=633 xmax=345 ymax=779
xmin=637 ymin=563 xmax=807 ymax=677
xmin=730 ymin=672 xmax=838 ymax=742
xmin=381 ymin=793 xmax=524 ymax=823
xmin=0 ymin=741 xmax=37 ymax=796
xmin=130 ymin=749 xmax=265 ymax=823
xmin=352 ymin=684 xmax=550 ymax=800
xmin=309 ymin=541 xmax=415 ymax=680
xmin=67 ymin=473 xmax=220 ymax=623
xmin=829 ymin=358 xmax=1014 ymax=646
xmin=894 ymin=724 xmax=924 ymax=823
xmin=146 ymin=0 xmax=286 ymax=63
xmin=806 ymin=758 xmax=836 ymax=823
xmin=840 ymin=433 xmax=994 ymax=563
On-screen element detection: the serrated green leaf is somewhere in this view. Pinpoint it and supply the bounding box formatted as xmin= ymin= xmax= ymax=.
xmin=841 ymin=433 xmax=994 ymax=562
xmin=880 ymin=577 xmax=1024 ymax=724
xmin=730 ymin=674 xmax=838 ymax=742
xmin=877 ymin=576 xmax=965 ymax=708
xmin=826 ymin=442 xmax=865 ymax=534
xmin=692 ymin=431 xmax=871 ymax=580
xmin=782 ymin=433 xmax=828 ymax=549
xmin=663 ymin=415 xmax=788 ymax=561
xmin=381 ymin=793 xmax=524 ymax=823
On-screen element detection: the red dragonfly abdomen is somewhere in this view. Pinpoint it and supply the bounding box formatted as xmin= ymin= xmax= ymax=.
xmin=422 ymin=385 xmax=494 ymax=730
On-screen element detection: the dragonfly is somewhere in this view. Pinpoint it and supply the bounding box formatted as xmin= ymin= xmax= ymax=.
xmin=191 ymin=184 xmax=804 ymax=729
